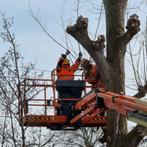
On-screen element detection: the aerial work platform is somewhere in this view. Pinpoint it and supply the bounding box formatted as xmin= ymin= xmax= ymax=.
xmin=18 ymin=69 xmax=147 ymax=130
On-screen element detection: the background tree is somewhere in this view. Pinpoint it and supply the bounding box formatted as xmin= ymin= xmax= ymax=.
xmin=52 ymin=128 xmax=104 ymax=147
xmin=0 ymin=14 xmax=56 ymax=147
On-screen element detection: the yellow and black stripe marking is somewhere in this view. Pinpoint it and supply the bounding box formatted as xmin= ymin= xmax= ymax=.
xmin=25 ymin=115 xmax=54 ymax=121
xmin=91 ymin=117 xmax=106 ymax=121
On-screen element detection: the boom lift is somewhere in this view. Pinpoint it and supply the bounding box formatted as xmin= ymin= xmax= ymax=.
xmin=18 ymin=68 xmax=147 ymax=130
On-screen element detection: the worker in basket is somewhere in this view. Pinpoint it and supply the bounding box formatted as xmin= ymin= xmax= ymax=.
xmin=56 ymin=49 xmax=82 ymax=80
xmin=81 ymin=58 xmax=105 ymax=108
xmin=56 ymin=49 xmax=84 ymax=119
xmin=81 ymin=58 xmax=105 ymax=89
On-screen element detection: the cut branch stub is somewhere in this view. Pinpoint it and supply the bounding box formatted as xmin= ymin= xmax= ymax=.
xmin=66 ymin=16 xmax=93 ymax=52
xmin=67 ymin=16 xmax=88 ymax=36
xmin=66 ymin=16 xmax=105 ymax=52
xmin=126 ymin=14 xmax=140 ymax=35
xmin=118 ymin=14 xmax=140 ymax=55
xmin=76 ymin=15 xmax=88 ymax=32
xmin=92 ymin=35 xmax=105 ymax=51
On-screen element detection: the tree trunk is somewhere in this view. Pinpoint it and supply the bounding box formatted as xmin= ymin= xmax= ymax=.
xmin=103 ymin=0 xmax=128 ymax=146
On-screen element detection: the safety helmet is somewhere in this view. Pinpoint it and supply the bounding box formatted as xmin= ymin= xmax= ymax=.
xmin=62 ymin=58 xmax=70 ymax=65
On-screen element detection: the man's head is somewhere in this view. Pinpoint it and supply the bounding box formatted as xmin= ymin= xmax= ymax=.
xmin=62 ymin=58 xmax=70 ymax=68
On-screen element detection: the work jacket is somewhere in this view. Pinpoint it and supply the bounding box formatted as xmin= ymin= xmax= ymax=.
xmin=56 ymin=57 xmax=81 ymax=80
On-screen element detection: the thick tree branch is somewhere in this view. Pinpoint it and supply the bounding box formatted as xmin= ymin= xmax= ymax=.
xmin=133 ymin=82 xmax=147 ymax=98
xmin=124 ymin=125 xmax=147 ymax=147
xmin=66 ymin=16 xmax=112 ymax=89
xmin=119 ymin=14 xmax=140 ymax=54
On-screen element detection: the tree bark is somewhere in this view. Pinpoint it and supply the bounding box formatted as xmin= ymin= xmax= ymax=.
xmin=103 ymin=1 xmax=128 ymax=146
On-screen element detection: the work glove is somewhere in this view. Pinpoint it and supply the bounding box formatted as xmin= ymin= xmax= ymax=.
xmin=61 ymin=54 xmax=66 ymax=58
xmin=79 ymin=52 xmax=83 ymax=59
xmin=65 ymin=49 xmax=71 ymax=55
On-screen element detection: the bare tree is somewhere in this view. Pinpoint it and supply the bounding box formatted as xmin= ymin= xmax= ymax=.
xmin=0 ymin=14 xmax=56 ymax=147
xmin=52 ymin=127 xmax=103 ymax=147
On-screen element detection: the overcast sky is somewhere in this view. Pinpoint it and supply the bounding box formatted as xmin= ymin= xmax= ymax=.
xmin=0 ymin=0 xmax=146 ymax=79
xmin=0 ymin=0 xmax=103 ymax=74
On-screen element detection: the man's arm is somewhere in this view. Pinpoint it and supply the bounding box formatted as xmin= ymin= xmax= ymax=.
xmin=56 ymin=50 xmax=70 ymax=68
xmin=70 ymin=52 xmax=82 ymax=71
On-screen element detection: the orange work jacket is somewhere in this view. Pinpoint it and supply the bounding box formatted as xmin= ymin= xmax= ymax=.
xmin=57 ymin=60 xmax=80 ymax=80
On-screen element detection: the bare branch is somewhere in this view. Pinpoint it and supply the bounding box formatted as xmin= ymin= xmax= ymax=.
xmin=28 ymin=1 xmax=76 ymax=59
